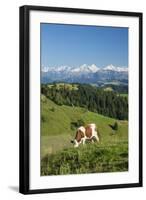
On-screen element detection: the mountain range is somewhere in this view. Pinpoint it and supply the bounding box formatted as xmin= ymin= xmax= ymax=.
xmin=41 ymin=64 xmax=128 ymax=85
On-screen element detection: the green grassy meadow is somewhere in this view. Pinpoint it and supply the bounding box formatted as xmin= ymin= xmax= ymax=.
xmin=41 ymin=94 xmax=128 ymax=175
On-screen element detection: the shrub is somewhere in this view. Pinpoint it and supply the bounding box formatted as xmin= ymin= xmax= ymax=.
xmin=70 ymin=119 xmax=85 ymax=130
xmin=50 ymin=107 xmax=55 ymax=112
xmin=113 ymin=121 xmax=118 ymax=131
xmin=77 ymin=119 xmax=85 ymax=127
xmin=41 ymin=115 xmax=46 ymax=123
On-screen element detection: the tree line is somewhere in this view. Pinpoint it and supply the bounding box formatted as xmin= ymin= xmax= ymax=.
xmin=41 ymin=83 xmax=128 ymax=120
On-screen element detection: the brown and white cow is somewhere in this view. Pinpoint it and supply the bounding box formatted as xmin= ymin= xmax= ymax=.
xmin=71 ymin=123 xmax=99 ymax=147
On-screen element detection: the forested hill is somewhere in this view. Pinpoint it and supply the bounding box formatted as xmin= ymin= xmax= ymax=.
xmin=41 ymin=83 xmax=128 ymax=120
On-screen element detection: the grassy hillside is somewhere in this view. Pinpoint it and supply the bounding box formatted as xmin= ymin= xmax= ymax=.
xmin=41 ymin=95 xmax=128 ymax=175
xmin=41 ymin=94 xmax=128 ymax=136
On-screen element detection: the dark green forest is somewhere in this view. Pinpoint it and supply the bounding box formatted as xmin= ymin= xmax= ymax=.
xmin=41 ymin=83 xmax=128 ymax=120
xmin=101 ymin=84 xmax=128 ymax=93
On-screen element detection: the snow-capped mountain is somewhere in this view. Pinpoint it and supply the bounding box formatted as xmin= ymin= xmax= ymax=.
xmin=42 ymin=64 xmax=100 ymax=74
xmin=42 ymin=65 xmax=72 ymax=73
xmin=103 ymin=64 xmax=128 ymax=72
xmin=41 ymin=64 xmax=128 ymax=84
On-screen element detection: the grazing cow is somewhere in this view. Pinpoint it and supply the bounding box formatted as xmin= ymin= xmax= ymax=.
xmin=71 ymin=123 xmax=99 ymax=147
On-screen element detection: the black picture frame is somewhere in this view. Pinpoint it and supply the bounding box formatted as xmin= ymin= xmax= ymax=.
xmin=19 ymin=5 xmax=143 ymax=194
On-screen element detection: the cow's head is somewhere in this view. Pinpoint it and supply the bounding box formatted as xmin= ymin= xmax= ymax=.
xmin=71 ymin=126 xmax=85 ymax=147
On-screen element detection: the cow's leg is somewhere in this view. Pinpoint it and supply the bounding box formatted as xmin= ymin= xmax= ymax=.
xmin=74 ymin=140 xmax=79 ymax=147
xmin=91 ymin=138 xmax=94 ymax=143
xmin=82 ymin=138 xmax=86 ymax=145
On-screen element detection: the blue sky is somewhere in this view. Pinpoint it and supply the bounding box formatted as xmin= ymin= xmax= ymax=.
xmin=41 ymin=23 xmax=128 ymax=68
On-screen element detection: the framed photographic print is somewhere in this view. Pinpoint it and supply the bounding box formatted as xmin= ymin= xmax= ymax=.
xmin=19 ymin=5 xmax=143 ymax=194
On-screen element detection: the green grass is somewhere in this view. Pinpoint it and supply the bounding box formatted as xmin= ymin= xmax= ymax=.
xmin=47 ymin=83 xmax=78 ymax=90
xmin=103 ymin=87 xmax=113 ymax=92
xmin=41 ymin=143 xmax=128 ymax=175
xmin=118 ymin=93 xmax=128 ymax=97
xmin=41 ymin=95 xmax=128 ymax=175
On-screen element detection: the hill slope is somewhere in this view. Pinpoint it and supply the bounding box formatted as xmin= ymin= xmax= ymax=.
xmin=41 ymin=95 xmax=128 ymax=157
xmin=41 ymin=96 xmax=128 ymax=175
